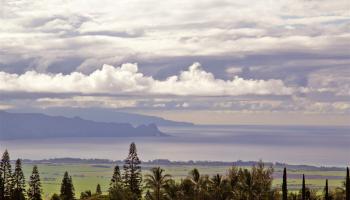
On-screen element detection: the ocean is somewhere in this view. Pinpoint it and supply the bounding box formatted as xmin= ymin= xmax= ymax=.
xmin=1 ymin=125 xmax=349 ymax=166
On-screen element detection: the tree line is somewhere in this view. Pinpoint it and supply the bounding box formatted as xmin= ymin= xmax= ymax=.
xmin=1 ymin=143 xmax=350 ymax=200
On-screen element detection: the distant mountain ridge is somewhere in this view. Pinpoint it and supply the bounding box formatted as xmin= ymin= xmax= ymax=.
xmin=0 ymin=111 xmax=167 ymax=139
xmin=10 ymin=108 xmax=194 ymax=126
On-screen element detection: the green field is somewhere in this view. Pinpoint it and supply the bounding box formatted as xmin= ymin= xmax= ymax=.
xmin=22 ymin=163 xmax=347 ymax=199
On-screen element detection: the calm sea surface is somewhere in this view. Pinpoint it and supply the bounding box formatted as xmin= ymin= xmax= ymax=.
xmin=1 ymin=125 xmax=349 ymax=166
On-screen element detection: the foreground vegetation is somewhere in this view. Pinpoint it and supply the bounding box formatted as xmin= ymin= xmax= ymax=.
xmin=1 ymin=143 xmax=350 ymax=200
xmin=18 ymin=163 xmax=346 ymax=198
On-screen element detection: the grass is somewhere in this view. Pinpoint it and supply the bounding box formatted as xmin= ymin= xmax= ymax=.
xmin=22 ymin=164 xmax=346 ymax=199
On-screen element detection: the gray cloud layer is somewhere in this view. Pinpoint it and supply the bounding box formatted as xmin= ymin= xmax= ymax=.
xmin=0 ymin=0 xmax=349 ymax=121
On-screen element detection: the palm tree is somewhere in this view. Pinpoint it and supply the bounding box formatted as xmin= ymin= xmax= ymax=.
xmin=227 ymin=165 xmax=239 ymax=198
xmin=189 ymin=168 xmax=200 ymax=199
xmin=238 ymin=169 xmax=256 ymax=200
xmin=163 ymin=180 xmax=181 ymax=200
xmin=145 ymin=167 xmax=172 ymax=200
xmin=179 ymin=179 xmax=195 ymax=200
xmin=189 ymin=168 xmax=200 ymax=185
xmin=209 ymin=174 xmax=230 ymax=200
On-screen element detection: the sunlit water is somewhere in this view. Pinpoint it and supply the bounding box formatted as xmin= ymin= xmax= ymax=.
xmin=0 ymin=125 xmax=349 ymax=166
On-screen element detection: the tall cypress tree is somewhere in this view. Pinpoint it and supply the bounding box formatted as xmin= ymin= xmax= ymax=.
xmin=301 ymin=174 xmax=306 ymax=200
xmin=324 ymin=179 xmax=329 ymax=200
xmin=346 ymin=167 xmax=350 ymax=200
xmin=1 ymin=150 xmax=13 ymax=200
xmin=96 ymin=184 xmax=102 ymax=195
xmin=12 ymin=159 xmax=26 ymax=200
xmin=282 ymin=167 xmax=287 ymax=200
xmin=60 ymin=171 xmax=75 ymax=200
xmin=27 ymin=165 xmax=42 ymax=200
xmin=123 ymin=142 xmax=142 ymax=200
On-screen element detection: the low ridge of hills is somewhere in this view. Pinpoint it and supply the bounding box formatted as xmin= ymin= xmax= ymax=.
xmin=13 ymin=107 xmax=194 ymax=127
xmin=0 ymin=111 xmax=167 ymax=139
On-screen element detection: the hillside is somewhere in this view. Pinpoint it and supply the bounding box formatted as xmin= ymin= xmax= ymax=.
xmin=10 ymin=107 xmax=194 ymax=126
xmin=0 ymin=111 xmax=167 ymax=139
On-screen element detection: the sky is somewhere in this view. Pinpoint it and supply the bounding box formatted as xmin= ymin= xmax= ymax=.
xmin=0 ymin=0 xmax=349 ymax=125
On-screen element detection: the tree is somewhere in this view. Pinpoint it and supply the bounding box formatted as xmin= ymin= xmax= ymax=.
xmin=1 ymin=150 xmax=13 ymax=200
xmin=144 ymin=190 xmax=153 ymax=200
xmin=0 ymin=175 xmax=4 ymax=200
xmin=282 ymin=167 xmax=287 ymax=200
xmin=123 ymin=142 xmax=142 ymax=200
xmin=109 ymin=165 xmax=131 ymax=200
xmin=96 ymin=184 xmax=102 ymax=195
xmin=251 ymin=161 xmax=273 ymax=199
xmin=189 ymin=168 xmax=200 ymax=187
xmin=331 ymin=187 xmax=345 ymax=200
xmin=302 ymin=174 xmax=306 ymax=200
xmin=209 ymin=174 xmax=230 ymax=200
xmin=188 ymin=169 xmax=212 ymax=200
xmin=50 ymin=193 xmax=61 ymax=200
xmin=144 ymin=167 xmax=171 ymax=200
xmin=238 ymin=168 xmax=255 ymax=200
xmin=60 ymin=171 xmax=75 ymax=200
xmin=80 ymin=190 xmax=92 ymax=199
xmin=163 ymin=179 xmax=181 ymax=200
xmin=347 ymin=167 xmax=350 ymax=200
xmin=109 ymin=187 xmax=131 ymax=200
xmin=110 ymin=165 xmax=122 ymax=190
xmin=27 ymin=165 xmax=42 ymax=200
xmin=324 ymin=179 xmax=329 ymax=200
xmin=12 ymin=159 xmax=26 ymax=200
xmin=189 ymin=168 xmax=200 ymax=200
xmin=179 ymin=179 xmax=196 ymax=200
xmin=227 ymin=165 xmax=239 ymax=198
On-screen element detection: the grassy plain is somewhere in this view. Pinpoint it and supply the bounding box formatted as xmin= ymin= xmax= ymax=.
xmin=22 ymin=164 xmax=346 ymax=199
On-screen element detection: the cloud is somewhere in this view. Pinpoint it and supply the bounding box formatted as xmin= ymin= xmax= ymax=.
xmin=1 ymin=0 xmax=349 ymax=75
xmin=0 ymin=104 xmax=14 ymax=110
xmin=151 ymin=63 xmax=294 ymax=95
xmin=176 ymin=102 xmax=190 ymax=108
xmin=36 ymin=96 xmax=138 ymax=109
xmin=225 ymin=67 xmax=243 ymax=75
xmin=0 ymin=62 xmax=294 ymax=96
xmin=308 ymin=66 xmax=350 ymax=96
xmin=1 ymin=0 xmax=349 ymax=122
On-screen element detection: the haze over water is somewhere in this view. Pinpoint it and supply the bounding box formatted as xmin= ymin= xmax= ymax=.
xmin=1 ymin=125 xmax=349 ymax=167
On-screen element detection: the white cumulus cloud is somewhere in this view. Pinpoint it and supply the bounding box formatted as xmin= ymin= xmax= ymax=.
xmin=0 ymin=62 xmax=294 ymax=96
